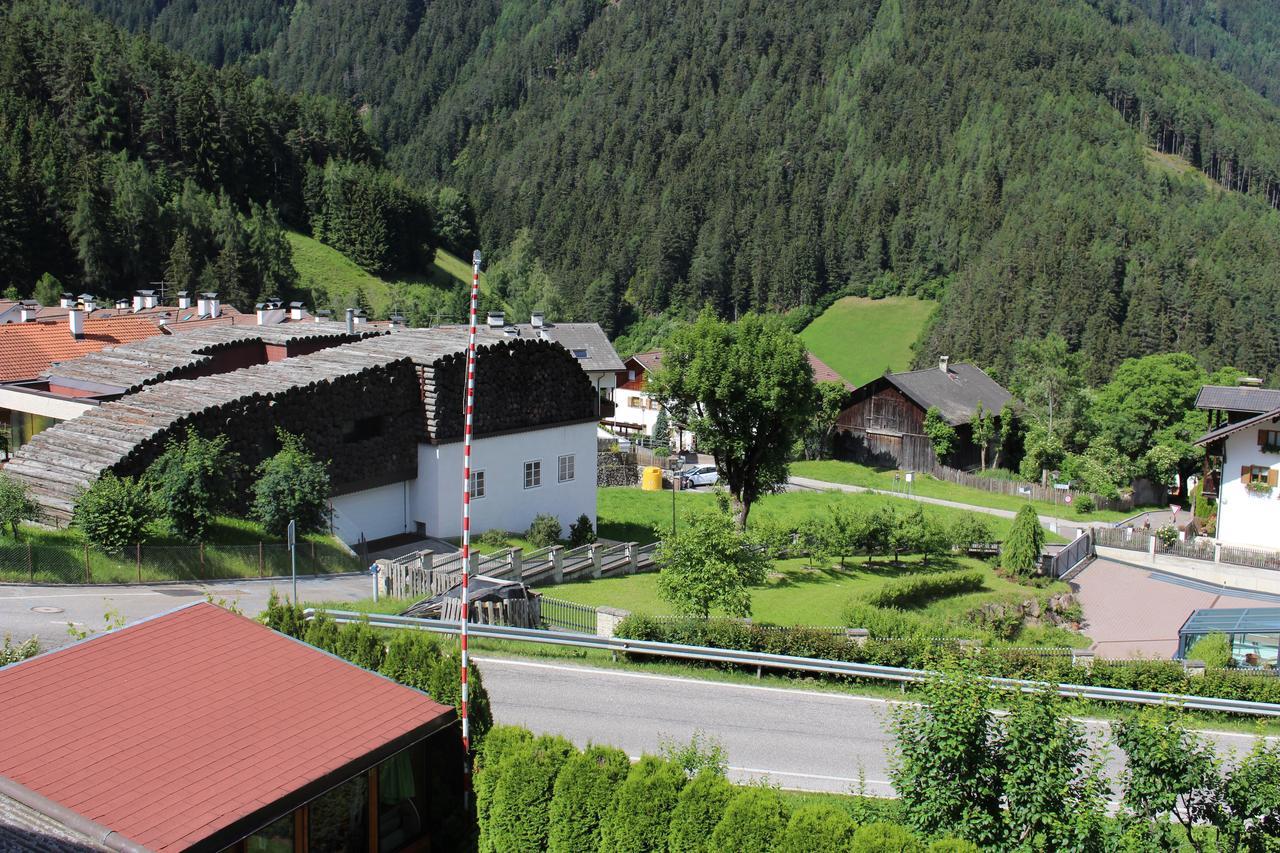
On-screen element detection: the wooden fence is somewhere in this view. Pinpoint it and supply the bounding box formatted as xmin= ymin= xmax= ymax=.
xmin=930 ymin=464 xmax=1133 ymax=513
xmin=380 ymin=541 xmax=660 ymax=601
xmin=438 ymin=595 xmax=541 ymax=629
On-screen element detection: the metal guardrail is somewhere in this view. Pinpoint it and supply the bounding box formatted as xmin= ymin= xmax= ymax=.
xmin=304 ymin=610 xmax=1280 ymax=717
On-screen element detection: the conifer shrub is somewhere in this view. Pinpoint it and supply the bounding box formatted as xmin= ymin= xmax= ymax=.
xmin=259 ymin=589 xmax=306 ymax=638
xmin=302 ymin=611 xmax=339 ymax=652
xmin=708 ymin=786 xmax=788 ymax=853
xmin=475 ymin=726 xmax=534 ymax=853
xmin=527 ymin=513 xmax=563 ymax=547
xmin=773 ymin=803 xmax=857 ymax=853
xmin=926 ymin=838 xmax=982 ymax=852
xmin=378 ymin=630 xmax=442 ymax=692
xmin=429 ymin=648 xmax=492 ymax=745
xmin=333 ymin=620 xmax=385 ymax=670
xmin=850 ymin=821 xmax=925 ymax=852
xmin=548 ymin=745 xmax=631 ymax=853
xmin=1000 ymin=505 xmax=1045 ymax=577
xmin=666 ymin=770 xmax=734 ymax=853
xmin=486 ymin=734 xmax=577 ymax=852
xmin=598 ymin=756 xmax=686 ymax=853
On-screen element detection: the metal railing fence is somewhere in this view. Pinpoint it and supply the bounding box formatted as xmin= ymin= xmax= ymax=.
xmin=539 ymin=596 xmax=599 ymax=634
xmin=306 ymin=610 xmax=1280 ymax=717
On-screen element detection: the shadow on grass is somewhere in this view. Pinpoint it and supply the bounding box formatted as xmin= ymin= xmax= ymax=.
xmin=598 ymin=521 xmax=662 ymax=545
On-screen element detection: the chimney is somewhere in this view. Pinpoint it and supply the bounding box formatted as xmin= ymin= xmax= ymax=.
xmin=389 ymin=313 xmax=405 ymax=327
xmin=256 ymin=299 xmax=285 ymax=326
xmin=78 ymin=293 xmax=95 ymax=312
xmin=345 ymin=308 xmax=355 ymax=334
xmin=132 ymin=293 xmax=144 ymax=312
xmin=487 ymin=311 xmax=504 ymax=328
xmin=502 ymin=325 xmax=519 ymax=337
xmin=19 ymin=302 xmax=37 ymax=322
xmin=59 ymin=293 xmax=74 ymax=309
xmin=939 ymin=355 xmax=950 ymax=374
xmin=177 ymin=292 xmax=190 ymax=310
xmin=353 ymin=309 xmax=367 ymax=326
xmin=315 ymin=309 xmax=331 ymax=324
xmin=538 ymin=328 xmax=551 ymax=342
xmin=289 ymin=301 xmax=306 ymax=321
xmin=134 ymin=289 xmax=156 ymax=311
xmin=115 ymin=298 xmax=130 ymax=310
xmin=68 ymin=307 xmax=85 ymax=339
xmin=530 ymin=312 xmax=545 ymax=328
xmin=1238 ymin=376 xmax=1264 ymax=387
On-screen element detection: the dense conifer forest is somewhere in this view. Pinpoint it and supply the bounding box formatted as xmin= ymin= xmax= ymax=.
xmin=39 ymin=0 xmax=1280 ymax=379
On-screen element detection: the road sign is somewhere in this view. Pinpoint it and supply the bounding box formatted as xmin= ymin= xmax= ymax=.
xmin=1064 ymin=494 xmax=1073 ymax=504
xmin=287 ymin=519 xmax=296 ymax=548
xmin=288 ymin=519 xmax=297 ymax=603
xmin=1053 ymin=483 xmax=1070 ymax=491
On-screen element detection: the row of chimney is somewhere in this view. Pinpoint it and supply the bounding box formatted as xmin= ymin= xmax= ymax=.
xmin=52 ymin=291 xmax=224 ymax=319
xmin=485 ymin=311 xmax=546 ymax=329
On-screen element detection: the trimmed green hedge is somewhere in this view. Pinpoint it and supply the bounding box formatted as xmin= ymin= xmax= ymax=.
xmin=474 ymin=726 xmax=944 ymax=852
xmin=614 ymin=614 xmax=1280 ymax=707
xmin=861 ymin=570 xmax=986 ymax=609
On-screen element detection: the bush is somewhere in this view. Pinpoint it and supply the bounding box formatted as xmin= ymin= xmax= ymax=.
xmin=146 ymin=427 xmax=238 ymax=540
xmin=1187 ymin=633 xmax=1233 ymax=668
xmin=475 ymin=726 xmax=534 ymax=852
xmin=333 ymin=620 xmax=385 ymax=670
xmin=476 ymin=528 xmax=510 ymax=549
xmin=708 ymin=787 xmax=787 ymax=853
xmin=656 ymin=502 xmax=769 ymax=618
xmin=861 ymin=570 xmax=986 ymax=609
xmin=429 ymin=648 xmax=493 ymax=745
xmin=251 ymin=430 xmax=330 ymax=537
xmin=661 ymin=731 xmax=728 ymax=779
xmin=1000 ymin=505 xmax=1044 ymax=577
xmin=598 ymin=756 xmax=686 ymax=853
xmin=528 ymin=513 xmax=563 ymax=548
xmin=549 ymin=745 xmax=631 ymax=853
xmin=948 ymin=514 xmax=993 ymax=551
xmin=259 ymin=589 xmax=306 ymax=637
xmin=1155 ymin=524 xmax=1179 ymax=548
xmin=568 ymin=513 xmax=597 ymax=548
xmin=0 ymin=472 xmax=36 ymax=537
xmin=926 ymin=839 xmax=982 ymax=852
xmin=666 ymin=771 xmax=734 ymax=853
xmin=1073 ymin=495 xmax=1095 ymax=515
xmin=303 ymin=612 xmax=339 ymax=652
xmin=0 ymin=634 xmax=39 ymax=666
xmin=773 ymin=803 xmax=856 ymax=853
xmin=73 ymin=472 xmax=156 ymax=552
xmin=487 ymin=734 xmax=578 ymax=852
xmin=378 ymin=629 xmax=442 ymax=692
xmin=850 ymin=821 xmax=924 ymax=852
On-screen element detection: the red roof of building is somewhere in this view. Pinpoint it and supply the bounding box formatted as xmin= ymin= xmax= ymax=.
xmin=0 ymin=602 xmax=454 ymax=851
xmin=0 ymin=317 xmax=166 ymax=382
xmin=807 ymin=352 xmax=853 ymax=389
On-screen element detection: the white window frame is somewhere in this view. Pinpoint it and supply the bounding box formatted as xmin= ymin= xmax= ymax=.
xmin=558 ymin=454 xmax=575 ymax=483
xmin=469 ymin=470 xmax=485 ymax=499
xmin=524 ymin=460 xmax=542 ymax=489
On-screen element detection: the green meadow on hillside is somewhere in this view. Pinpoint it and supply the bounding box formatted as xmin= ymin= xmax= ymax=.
xmin=799 ymin=296 xmax=936 ymax=386
xmin=288 ymin=231 xmax=489 ymax=321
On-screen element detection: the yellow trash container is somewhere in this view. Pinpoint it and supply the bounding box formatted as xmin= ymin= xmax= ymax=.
xmin=641 ymin=466 xmax=664 ymax=491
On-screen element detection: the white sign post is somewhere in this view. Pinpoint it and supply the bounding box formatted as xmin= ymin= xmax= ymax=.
xmin=287 ymin=519 xmax=296 ymax=603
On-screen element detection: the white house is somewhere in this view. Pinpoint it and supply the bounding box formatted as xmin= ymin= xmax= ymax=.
xmin=1196 ymin=381 xmax=1280 ymax=550
xmin=609 ymin=349 xmax=666 ymax=436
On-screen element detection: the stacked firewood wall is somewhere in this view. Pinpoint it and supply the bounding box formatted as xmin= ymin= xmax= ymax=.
xmin=423 ymin=339 xmax=599 ymax=442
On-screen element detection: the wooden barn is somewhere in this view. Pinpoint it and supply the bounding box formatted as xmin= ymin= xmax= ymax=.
xmin=835 ymin=357 xmax=1014 ymax=471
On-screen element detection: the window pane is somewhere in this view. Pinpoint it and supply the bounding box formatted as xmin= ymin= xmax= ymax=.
xmin=246 ymin=813 xmax=294 ymax=853
xmin=378 ymin=747 xmax=429 ymax=853
xmin=309 ymin=774 xmax=369 ymax=853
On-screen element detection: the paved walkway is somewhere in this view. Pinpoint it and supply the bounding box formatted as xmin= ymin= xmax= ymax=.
xmin=1072 ymin=558 xmax=1263 ymax=659
xmin=789 ymin=476 xmax=1090 ymax=538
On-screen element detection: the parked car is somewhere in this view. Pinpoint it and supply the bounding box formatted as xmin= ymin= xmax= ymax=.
xmin=681 ymin=465 xmax=720 ymax=489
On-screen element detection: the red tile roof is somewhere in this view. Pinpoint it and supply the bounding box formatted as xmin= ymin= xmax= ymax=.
xmin=0 ymin=602 xmax=454 ymax=852
xmin=807 ymin=352 xmax=853 ymax=389
xmin=0 ymin=317 xmax=166 ymax=382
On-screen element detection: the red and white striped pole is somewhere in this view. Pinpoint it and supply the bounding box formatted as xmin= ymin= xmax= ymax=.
xmin=461 ymin=249 xmax=480 ymax=795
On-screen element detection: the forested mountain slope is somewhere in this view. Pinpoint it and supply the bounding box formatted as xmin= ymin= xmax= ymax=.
xmin=0 ymin=0 xmax=443 ymax=311
xmin=66 ymin=0 xmax=1280 ymax=380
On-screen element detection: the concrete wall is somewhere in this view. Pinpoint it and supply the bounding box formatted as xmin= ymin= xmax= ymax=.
xmin=0 ymin=387 xmax=95 ymax=422
xmin=1218 ymin=428 xmax=1280 ymax=549
xmin=416 ymin=421 xmax=597 ymax=539
xmin=330 ymin=481 xmax=412 ymax=544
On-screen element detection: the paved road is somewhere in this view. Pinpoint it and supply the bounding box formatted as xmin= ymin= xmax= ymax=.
xmin=0 ymin=574 xmax=374 ymax=650
xmin=788 ymin=476 xmax=1091 ymax=538
xmin=475 ymin=656 xmax=1270 ymax=796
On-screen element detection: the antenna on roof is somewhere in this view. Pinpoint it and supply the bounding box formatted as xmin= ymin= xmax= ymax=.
xmin=459 ymin=248 xmax=482 ymax=805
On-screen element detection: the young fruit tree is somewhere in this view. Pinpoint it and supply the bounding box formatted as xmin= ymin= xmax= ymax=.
xmin=648 ymin=310 xmax=816 ymax=527
xmin=0 ymin=472 xmax=36 ymax=538
xmin=656 ymin=496 xmax=768 ymax=618
xmin=251 ymin=430 xmax=331 ymax=538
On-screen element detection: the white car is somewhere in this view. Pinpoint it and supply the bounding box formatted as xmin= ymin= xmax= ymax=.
xmin=681 ymin=465 xmax=719 ymax=489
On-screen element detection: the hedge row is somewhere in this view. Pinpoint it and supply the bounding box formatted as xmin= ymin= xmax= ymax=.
xmin=861 ymin=570 xmax=986 ymax=609
xmin=476 ymin=724 xmax=977 ymax=852
xmin=615 ymin=615 xmax=1280 ymax=707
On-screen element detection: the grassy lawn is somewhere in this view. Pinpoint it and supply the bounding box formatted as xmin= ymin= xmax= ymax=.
xmin=790 ymin=460 xmax=1143 ymax=523
xmin=288 ymin=230 xmax=491 ymax=320
xmin=535 ymin=554 xmax=1077 ymax=635
xmin=799 ymin=296 xmax=935 ymax=387
xmin=0 ymin=516 xmax=358 ymax=583
xmin=596 ymin=486 xmax=1065 ymax=546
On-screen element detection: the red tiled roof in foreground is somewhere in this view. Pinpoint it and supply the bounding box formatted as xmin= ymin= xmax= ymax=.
xmin=0 ymin=317 xmax=165 ymax=382
xmin=0 ymin=603 xmax=454 ymax=852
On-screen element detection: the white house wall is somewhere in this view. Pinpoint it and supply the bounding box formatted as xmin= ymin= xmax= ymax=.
xmin=0 ymin=387 xmax=95 ymax=421
xmin=416 ymin=421 xmax=597 ymax=539
xmin=330 ymin=481 xmax=412 ymax=545
xmin=1217 ymin=429 xmax=1280 ymax=550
